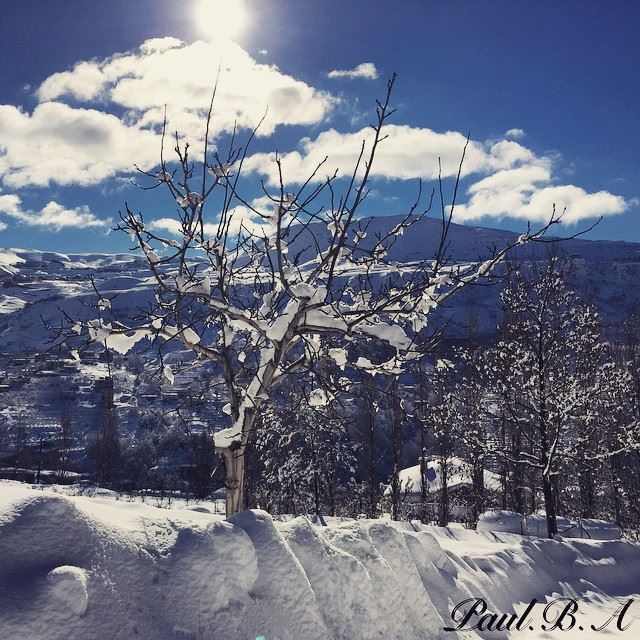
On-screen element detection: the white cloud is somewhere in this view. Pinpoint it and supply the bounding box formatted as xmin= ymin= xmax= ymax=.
xmin=244 ymin=123 xmax=628 ymax=225
xmin=148 ymin=217 xmax=223 ymax=237
xmin=0 ymin=194 xmax=110 ymax=231
xmin=148 ymin=196 xmax=272 ymax=240
xmin=138 ymin=37 xmax=183 ymax=55
xmin=467 ymin=164 xmax=552 ymax=194
xmin=148 ymin=215 xmax=260 ymax=239
xmin=327 ymin=63 xmax=379 ymax=80
xmin=0 ymin=37 xmax=336 ymax=189
xmin=0 ymin=102 xmax=159 ymax=188
xmin=147 ymin=218 xmax=184 ymax=236
xmin=37 ymin=37 xmax=336 ymax=141
xmin=244 ymin=125 xmax=536 ymax=186
xmin=504 ymin=128 xmax=526 ymax=139
xmin=0 ymin=36 xmax=626 ymax=231
xmin=456 ymin=166 xmax=628 ymax=223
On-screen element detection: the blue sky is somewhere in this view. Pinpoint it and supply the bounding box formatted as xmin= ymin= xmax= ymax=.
xmin=0 ymin=0 xmax=638 ymax=253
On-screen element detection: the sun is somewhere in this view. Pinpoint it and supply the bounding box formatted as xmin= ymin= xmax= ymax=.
xmin=194 ymin=0 xmax=248 ymax=42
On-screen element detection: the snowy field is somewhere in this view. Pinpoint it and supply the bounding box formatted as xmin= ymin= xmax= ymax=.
xmin=0 ymin=481 xmax=639 ymax=640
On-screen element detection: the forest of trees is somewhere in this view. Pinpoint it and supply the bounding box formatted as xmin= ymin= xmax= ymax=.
xmin=248 ymin=253 xmax=640 ymax=538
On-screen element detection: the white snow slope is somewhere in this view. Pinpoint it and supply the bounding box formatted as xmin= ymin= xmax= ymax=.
xmin=1 ymin=481 xmax=639 ymax=640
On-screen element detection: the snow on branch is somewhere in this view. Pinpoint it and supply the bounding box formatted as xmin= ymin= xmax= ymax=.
xmin=58 ymin=73 xmax=561 ymax=456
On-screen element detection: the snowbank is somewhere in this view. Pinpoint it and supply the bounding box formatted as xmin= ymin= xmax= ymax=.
xmin=577 ymin=518 xmax=622 ymax=540
xmin=477 ymin=509 xmax=526 ymax=534
xmin=478 ymin=509 xmax=621 ymax=540
xmin=0 ymin=482 xmax=638 ymax=639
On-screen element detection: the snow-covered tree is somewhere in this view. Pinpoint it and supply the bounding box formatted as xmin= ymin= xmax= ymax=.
xmin=495 ymin=259 xmax=578 ymax=535
xmin=473 ymin=258 xmax=639 ymax=536
xmin=249 ymin=393 xmax=358 ymax=517
xmin=62 ymin=76 xmax=556 ymax=515
xmin=429 ymin=359 xmax=460 ymax=526
xmin=455 ymin=349 xmax=492 ymax=523
xmin=405 ymin=357 xmax=463 ymax=525
xmin=566 ymin=304 xmax=611 ymax=517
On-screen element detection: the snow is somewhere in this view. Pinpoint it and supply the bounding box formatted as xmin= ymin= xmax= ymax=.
xmin=265 ymin=298 xmax=300 ymax=342
xmin=578 ymin=519 xmax=622 ymax=540
xmin=478 ymin=510 xmax=622 ymax=540
xmin=477 ymin=509 xmax=526 ymax=534
xmin=47 ymin=566 xmax=89 ymax=616
xmin=328 ymin=347 xmax=348 ymax=369
xmin=1 ymin=481 xmax=639 ymax=639
xmin=0 ymin=294 xmax=27 ymax=313
xmin=163 ymin=364 xmax=175 ymax=384
xmin=182 ymin=326 xmax=201 ymax=345
xmin=213 ymin=426 xmax=241 ymax=448
xmin=384 ymin=456 xmax=503 ymax=496
xmin=0 ymin=249 xmax=26 ymax=268
xmin=290 ymin=282 xmax=321 ymax=301
xmin=105 ymin=328 xmax=150 ymax=354
xmin=308 ymin=388 xmax=332 ymax=407
xmin=359 ymin=321 xmax=411 ymax=351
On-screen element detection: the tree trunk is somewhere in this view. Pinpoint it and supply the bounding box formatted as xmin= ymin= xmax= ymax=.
xmin=513 ymin=428 xmax=526 ymax=514
xmin=542 ymin=472 xmax=558 ymax=538
xmin=218 ymin=400 xmax=261 ymax=517
xmin=579 ymin=466 xmax=595 ymax=519
xmin=500 ymin=413 xmax=508 ymax=510
xmin=529 ymin=467 xmax=537 ymax=513
xmin=418 ymin=363 xmax=429 ymax=524
xmin=439 ymin=456 xmax=449 ymax=527
xmin=610 ymin=454 xmax=623 ymax=527
xmin=390 ymin=379 xmax=403 ymax=521
xmin=310 ymin=436 xmax=321 ymax=517
xmin=364 ymin=381 xmax=378 ymax=519
xmin=552 ymin=473 xmax=562 ymax=517
xmin=323 ymin=470 xmax=336 ymax=516
xmin=420 ymin=446 xmax=428 ymax=524
xmin=221 ymin=444 xmax=246 ymax=516
xmin=471 ymin=461 xmax=485 ymax=525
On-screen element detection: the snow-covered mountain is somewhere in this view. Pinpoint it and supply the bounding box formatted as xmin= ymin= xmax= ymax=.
xmin=0 ymin=248 xmax=155 ymax=353
xmin=0 ymin=215 xmax=638 ymax=352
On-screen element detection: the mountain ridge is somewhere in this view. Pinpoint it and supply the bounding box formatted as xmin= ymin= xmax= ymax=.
xmin=0 ymin=214 xmax=638 ymax=352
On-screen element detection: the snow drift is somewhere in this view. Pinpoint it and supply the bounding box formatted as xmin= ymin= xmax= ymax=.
xmin=477 ymin=510 xmax=621 ymax=540
xmin=0 ymin=482 xmax=639 ymax=639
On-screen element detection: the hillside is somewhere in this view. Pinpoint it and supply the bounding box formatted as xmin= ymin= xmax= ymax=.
xmin=0 ymin=216 xmax=638 ymax=353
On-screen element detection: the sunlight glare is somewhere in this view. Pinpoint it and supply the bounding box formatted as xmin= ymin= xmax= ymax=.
xmin=194 ymin=0 xmax=248 ymax=41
